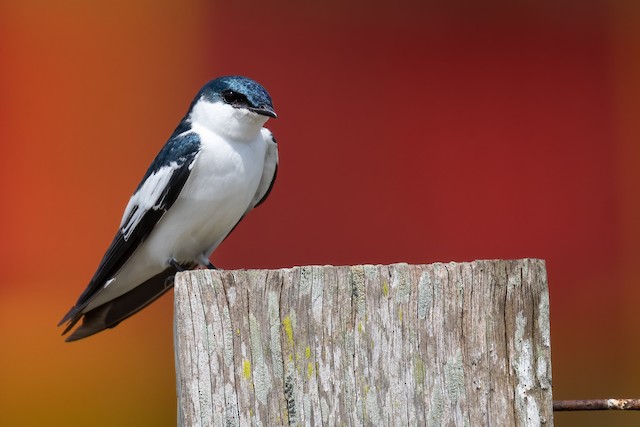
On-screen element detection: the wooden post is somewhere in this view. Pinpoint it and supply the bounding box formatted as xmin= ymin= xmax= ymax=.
xmin=174 ymin=259 xmax=552 ymax=426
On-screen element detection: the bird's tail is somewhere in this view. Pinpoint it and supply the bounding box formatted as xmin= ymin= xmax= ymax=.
xmin=60 ymin=266 xmax=182 ymax=342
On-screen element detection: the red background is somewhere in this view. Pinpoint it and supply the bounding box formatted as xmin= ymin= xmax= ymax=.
xmin=1 ymin=1 xmax=639 ymax=426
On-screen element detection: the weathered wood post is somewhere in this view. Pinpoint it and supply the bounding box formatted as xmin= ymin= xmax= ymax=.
xmin=174 ymin=259 xmax=552 ymax=426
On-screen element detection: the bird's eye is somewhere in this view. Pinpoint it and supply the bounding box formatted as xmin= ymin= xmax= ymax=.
xmin=221 ymin=90 xmax=245 ymax=104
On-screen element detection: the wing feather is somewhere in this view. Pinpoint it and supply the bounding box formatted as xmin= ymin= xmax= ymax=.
xmin=252 ymin=129 xmax=278 ymax=209
xmin=59 ymin=132 xmax=201 ymax=327
xmin=64 ymin=261 xmax=197 ymax=341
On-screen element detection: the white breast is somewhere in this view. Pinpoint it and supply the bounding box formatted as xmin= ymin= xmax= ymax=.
xmin=149 ymin=127 xmax=267 ymax=261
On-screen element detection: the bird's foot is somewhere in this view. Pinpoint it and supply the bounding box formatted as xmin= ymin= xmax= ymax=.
xmin=169 ymin=258 xmax=185 ymax=272
xmin=197 ymin=253 xmax=218 ymax=270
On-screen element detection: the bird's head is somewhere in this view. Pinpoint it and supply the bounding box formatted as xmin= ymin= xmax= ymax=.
xmin=189 ymin=76 xmax=277 ymax=140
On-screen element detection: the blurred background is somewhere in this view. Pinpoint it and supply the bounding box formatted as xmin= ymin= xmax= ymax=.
xmin=1 ymin=0 xmax=638 ymax=425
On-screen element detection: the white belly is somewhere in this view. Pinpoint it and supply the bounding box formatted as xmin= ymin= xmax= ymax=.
xmin=86 ymin=130 xmax=266 ymax=310
xmin=152 ymin=135 xmax=265 ymax=260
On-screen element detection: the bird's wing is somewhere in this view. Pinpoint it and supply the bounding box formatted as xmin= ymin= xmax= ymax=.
xmin=63 ymin=261 xmax=196 ymax=341
xmin=251 ymin=129 xmax=278 ymax=209
xmin=59 ymin=131 xmax=201 ymax=329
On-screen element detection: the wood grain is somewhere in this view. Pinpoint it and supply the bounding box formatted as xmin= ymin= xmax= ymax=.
xmin=175 ymin=259 xmax=552 ymax=426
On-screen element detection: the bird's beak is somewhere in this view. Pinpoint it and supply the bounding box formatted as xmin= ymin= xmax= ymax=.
xmin=249 ymin=105 xmax=277 ymax=118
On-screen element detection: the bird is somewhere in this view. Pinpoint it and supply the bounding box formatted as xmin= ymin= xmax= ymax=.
xmin=58 ymin=76 xmax=278 ymax=341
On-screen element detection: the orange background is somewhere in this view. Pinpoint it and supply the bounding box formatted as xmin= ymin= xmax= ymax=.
xmin=1 ymin=1 xmax=639 ymax=426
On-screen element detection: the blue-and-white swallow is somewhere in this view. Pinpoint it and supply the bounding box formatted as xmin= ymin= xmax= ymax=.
xmin=59 ymin=76 xmax=278 ymax=341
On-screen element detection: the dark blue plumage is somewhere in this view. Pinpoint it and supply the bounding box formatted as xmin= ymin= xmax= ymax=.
xmin=200 ymin=76 xmax=274 ymax=110
xmin=136 ymin=132 xmax=201 ymax=191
